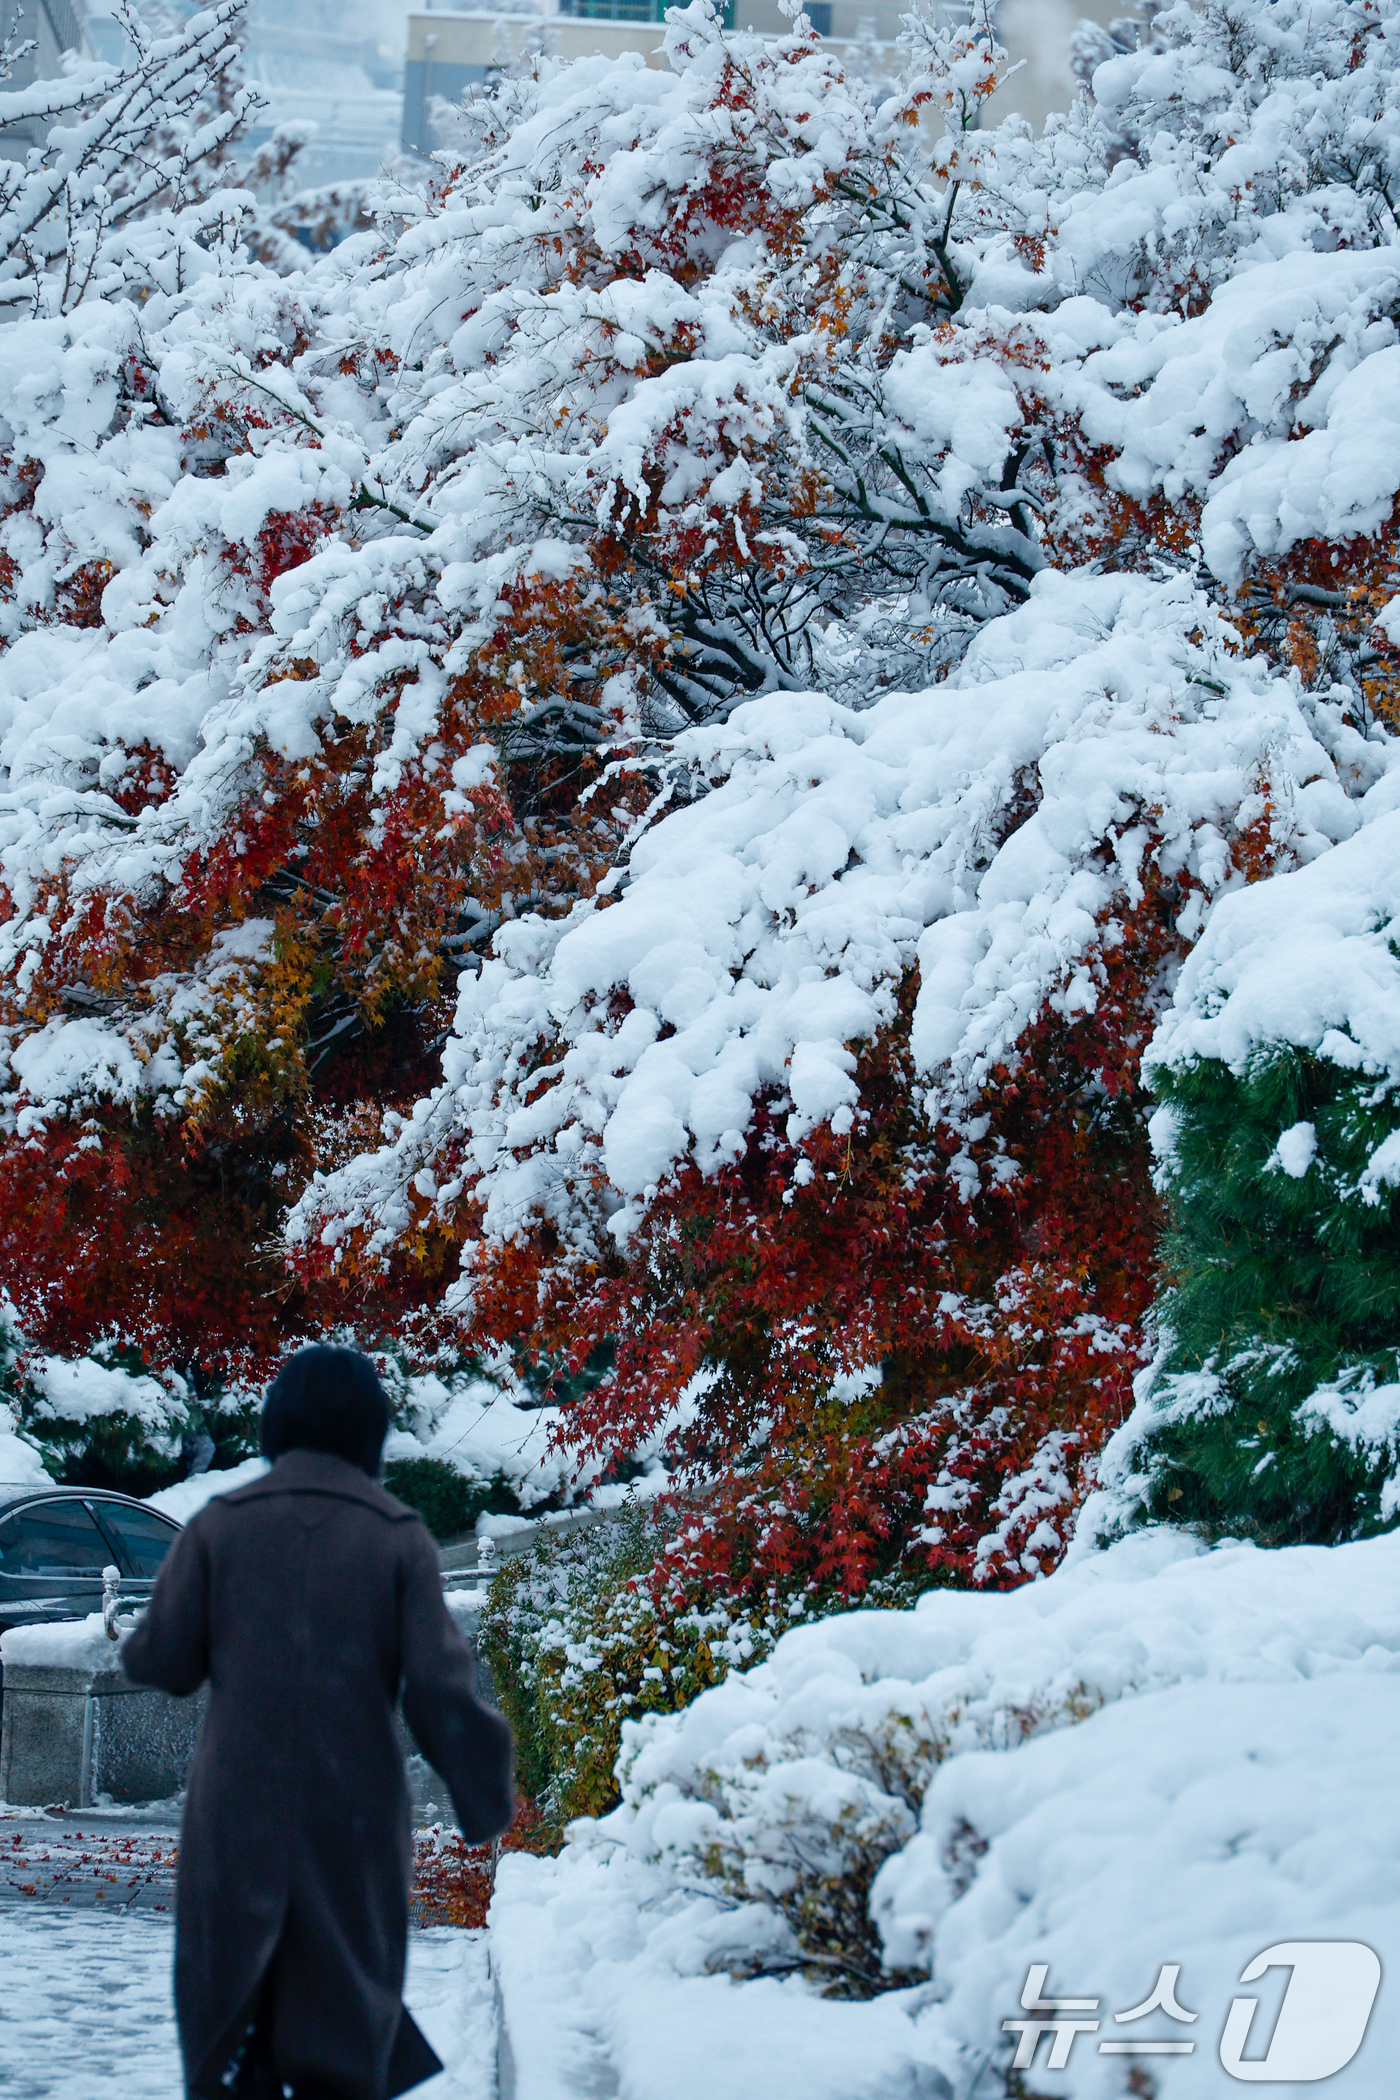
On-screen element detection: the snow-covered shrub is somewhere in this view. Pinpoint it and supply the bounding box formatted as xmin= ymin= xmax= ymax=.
xmin=0 ymin=0 xmax=1024 ymax=1488
xmin=0 ymin=1310 xmax=591 ymax=1502
xmin=0 ymin=1396 xmax=52 ymax=1485
xmin=382 ymin=1376 xmax=584 ymax=1537
xmin=381 ymin=1456 xmax=520 ymax=1540
xmin=144 ymin=1450 xmax=268 ymax=1519
xmin=8 ymin=1344 xmax=193 ymax=1490
xmin=663 ymin=1700 xmax=945 ymax=1997
xmin=1058 ymin=0 xmax=1400 ymax=300
xmin=280 ymin=0 xmax=1400 ymax=1602
xmin=1095 ymin=809 xmax=1400 ymax=1543
xmin=479 ymin=1504 xmax=780 ymax=1824
xmin=381 ymin=1356 xmax=624 ymax=1515
xmin=296 ymin=564 xmax=1395 ymax=1611
xmin=0 ymin=1302 xmax=52 ymax=1483
xmin=484 ymin=1529 xmax=1400 ymax=2093
xmin=3 ymin=0 xmax=1400 ymax=1578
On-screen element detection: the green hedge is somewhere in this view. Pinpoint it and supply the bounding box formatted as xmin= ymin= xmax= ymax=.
xmin=383 ymin=1456 xmax=526 ymax=1540
xmin=477 ymin=1507 xmax=774 ymax=1827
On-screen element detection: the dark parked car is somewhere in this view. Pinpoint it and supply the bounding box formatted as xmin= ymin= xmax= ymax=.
xmin=0 ymin=1484 xmax=181 ymax=1637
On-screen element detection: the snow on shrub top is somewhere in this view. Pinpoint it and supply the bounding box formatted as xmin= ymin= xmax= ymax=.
xmin=1 ymin=0 xmax=1400 ymax=1576
xmin=146 ymin=1453 xmax=269 ymax=1523
xmin=0 ymin=0 xmax=259 ymax=319
xmin=1102 ymin=796 xmax=1400 ymax=1546
xmin=0 ymin=1397 xmax=50 ymax=1487
xmin=0 ymin=0 xmax=1397 ymax=1208
xmin=604 ymin=1527 xmax=1400 ymax=1845
xmin=382 ymin=1367 xmax=633 ymax=1508
xmin=486 ymin=1528 xmax=1400 ymax=2095
xmin=992 ymin=0 xmax=1400 ymax=311
xmin=1053 ymin=250 xmax=1400 ymax=584
xmin=25 ymin=1353 xmax=187 ymax=1446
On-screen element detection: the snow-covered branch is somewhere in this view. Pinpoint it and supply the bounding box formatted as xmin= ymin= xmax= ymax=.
xmin=0 ymin=0 xmax=259 ymax=314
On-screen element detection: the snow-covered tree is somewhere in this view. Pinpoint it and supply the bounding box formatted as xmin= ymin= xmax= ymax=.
xmin=0 ymin=0 xmax=1398 ymax=1606
xmin=289 ymin=0 xmax=1400 ymax=1596
xmin=1093 ymin=810 xmax=1400 ymax=1545
xmin=0 ymin=3 xmax=1031 ymax=1418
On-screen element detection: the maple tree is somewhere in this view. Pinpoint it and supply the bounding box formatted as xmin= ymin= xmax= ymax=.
xmin=0 ymin=0 xmax=1396 ymax=1623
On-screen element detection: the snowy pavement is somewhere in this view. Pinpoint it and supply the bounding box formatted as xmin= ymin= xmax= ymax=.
xmin=0 ymin=1815 xmax=180 ymax=1912
xmin=0 ymin=1812 xmax=498 ymax=2100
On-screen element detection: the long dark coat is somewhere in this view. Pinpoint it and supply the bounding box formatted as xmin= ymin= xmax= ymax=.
xmin=121 ymin=1449 xmax=513 ymax=2100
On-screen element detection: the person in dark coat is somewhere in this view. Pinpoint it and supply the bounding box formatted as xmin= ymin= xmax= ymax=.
xmin=121 ymin=1345 xmax=514 ymax=2100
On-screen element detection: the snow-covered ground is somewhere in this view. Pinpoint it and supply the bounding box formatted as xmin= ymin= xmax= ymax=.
xmin=488 ymin=1526 xmax=1400 ymax=2098
xmin=0 ymin=1911 xmax=495 ymax=2100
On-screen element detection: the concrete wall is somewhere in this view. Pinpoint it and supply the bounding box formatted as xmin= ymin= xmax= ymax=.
xmin=403 ymin=0 xmax=1128 ymax=155
xmin=1 ymin=1662 xmax=207 ymax=1809
xmin=2 ymin=1602 xmax=493 ymax=1812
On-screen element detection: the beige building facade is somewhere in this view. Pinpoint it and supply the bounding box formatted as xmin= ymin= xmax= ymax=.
xmin=402 ymin=0 xmax=1128 ymax=154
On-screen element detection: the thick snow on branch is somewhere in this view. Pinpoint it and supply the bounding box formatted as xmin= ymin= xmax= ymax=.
xmin=289 ymin=569 xmax=1393 ymax=1257
xmin=1 ymin=0 xmax=1400 ymax=1316
xmin=974 ymin=0 xmax=1400 ymax=314
xmin=1050 ymin=250 xmax=1400 ymax=584
xmin=1146 ymin=804 xmax=1400 ymax=1087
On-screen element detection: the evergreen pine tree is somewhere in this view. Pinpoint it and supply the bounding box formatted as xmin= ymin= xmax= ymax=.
xmin=1135 ymin=1048 xmax=1400 ymax=1542
xmin=1111 ymin=815 xmax=1400 ymax=1547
